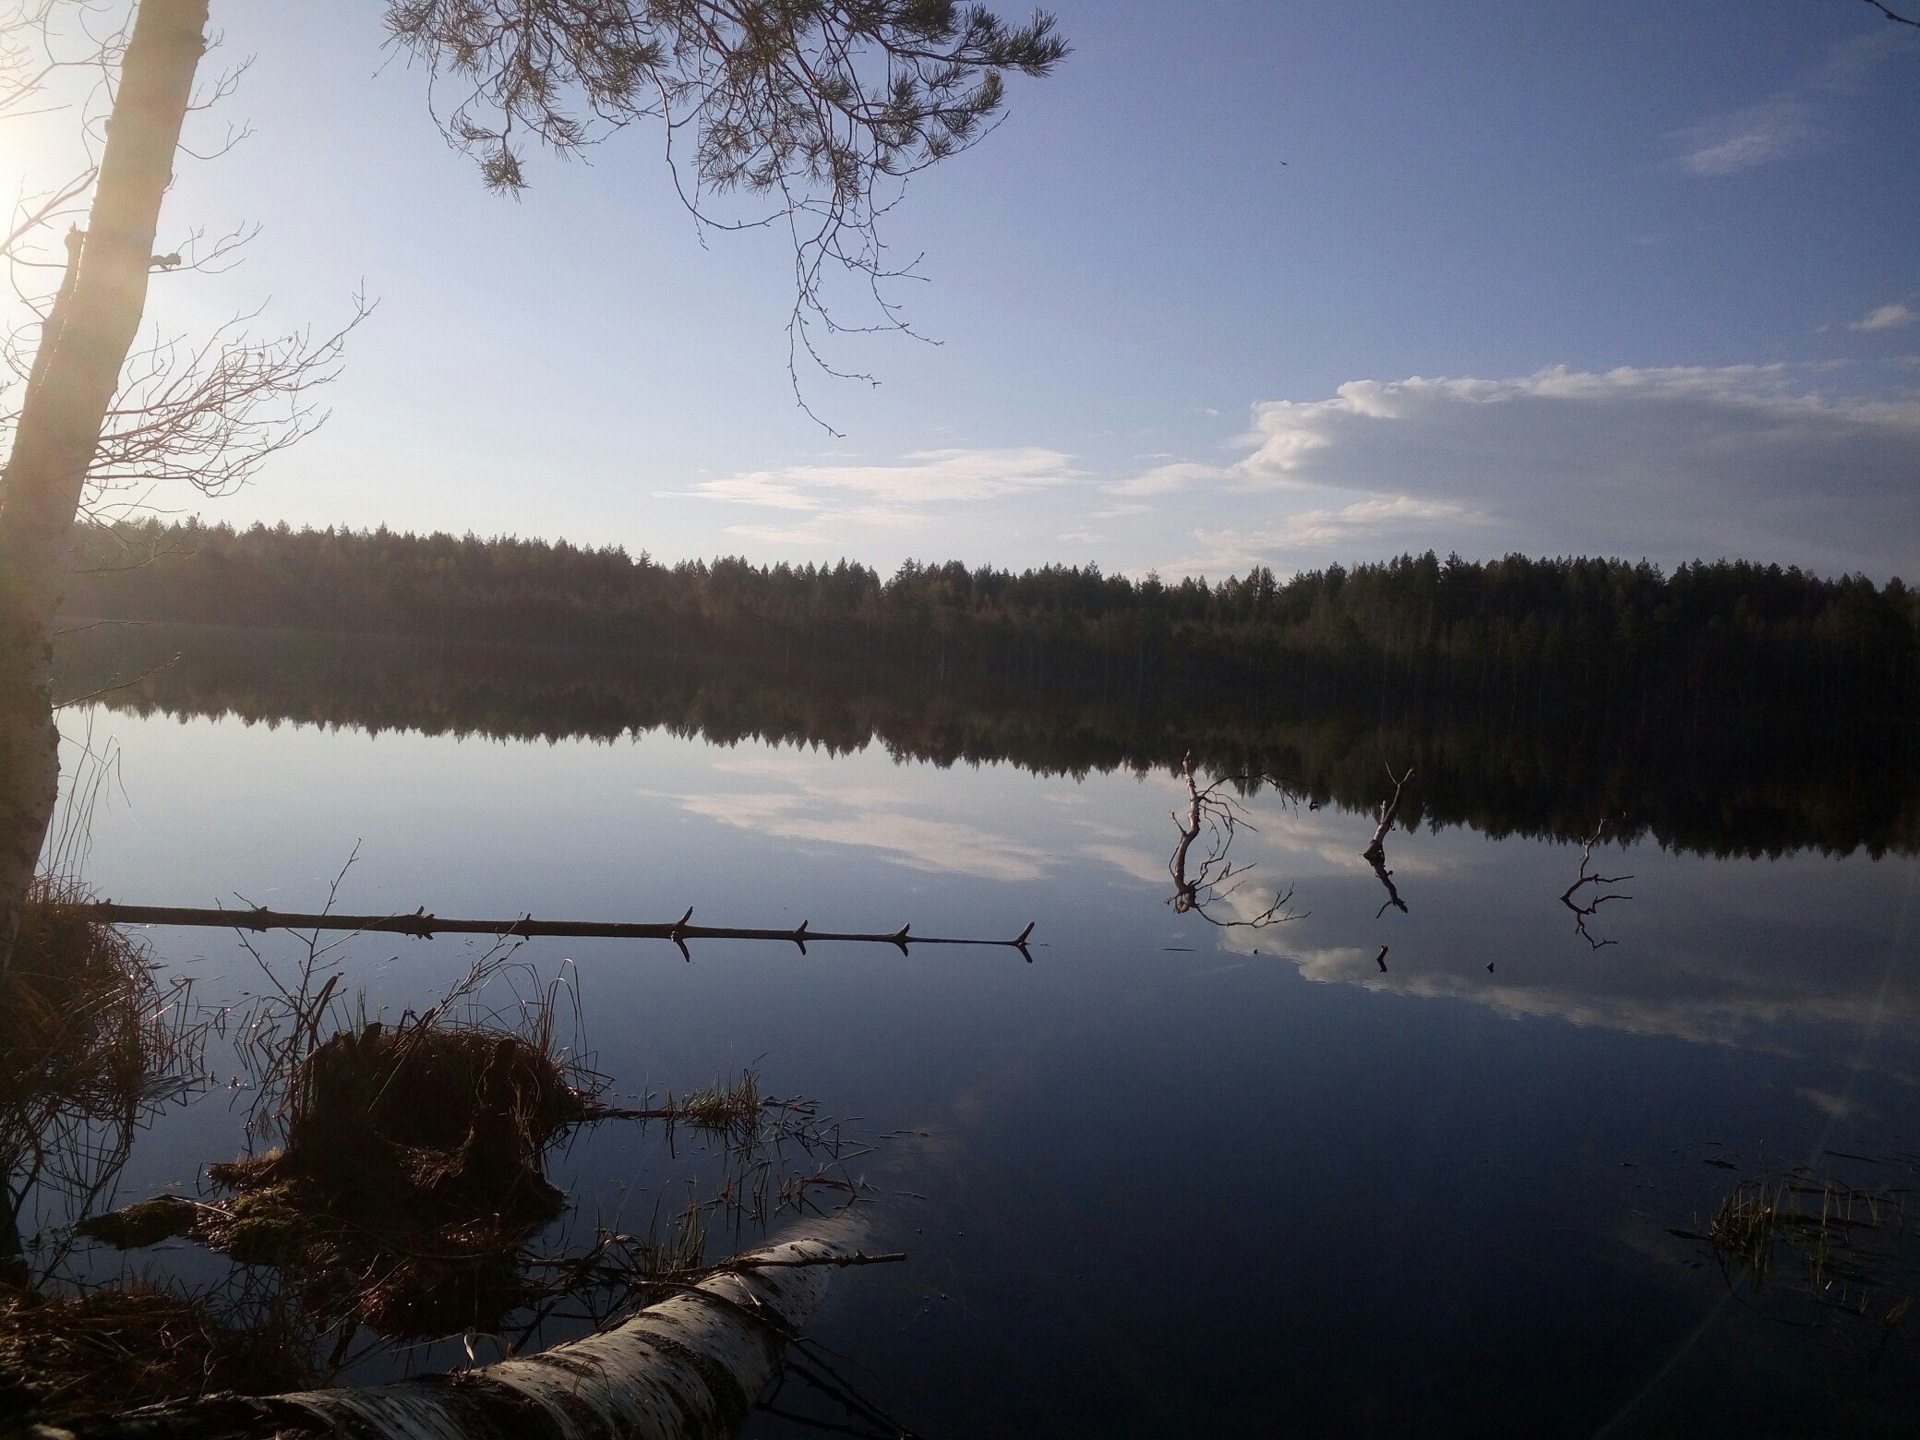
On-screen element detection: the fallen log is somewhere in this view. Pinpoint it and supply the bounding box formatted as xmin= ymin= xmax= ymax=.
xmin=53 ymin=1228 xmax=889 ymax=1440
xmin=72 ymin=902 xmax=1036 ymax=960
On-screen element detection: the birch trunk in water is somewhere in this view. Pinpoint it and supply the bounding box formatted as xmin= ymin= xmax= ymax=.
xmin=72 ymin=1232 xmax=865 ymax=1440
xmin=0 ymin=0 xmax=207 ymax=970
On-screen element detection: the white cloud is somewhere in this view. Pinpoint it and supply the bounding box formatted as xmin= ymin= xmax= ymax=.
xmin=677 ymin=446 xmax=1080 ymax=511
xmin=1671 ymin=97 xmax=1818 ymax=176
xmin=1138 ymin=363 xmax=1920 ymax=577
xmin=1251 ymin=497 xmax=1477 ymax=549
xmin=1156 ymin=499 xmax=1481 ymax=579
xmin=668 ymin=446 xmax=1084 ymax=551
xmin=668 ymin=363 xmax=1919 ymax=577
xmin=1113 ymin=460 xmax=1234 ymax=496
xmin=1665 ymin=30 xmax=1901 ymax=178
xmin=1235 ymin=364 xmax=1920 ymax=500
xmin=723 ymin=505 xmax=928 ymax=546
xmin=688 ymin=473 xmax=817 ymax=511
xmin=1853 ymin=302 xmax=1916 ymax=332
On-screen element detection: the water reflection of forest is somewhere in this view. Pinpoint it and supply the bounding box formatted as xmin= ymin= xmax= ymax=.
xmin=55 ymin=622 xmax=1920 ymax=859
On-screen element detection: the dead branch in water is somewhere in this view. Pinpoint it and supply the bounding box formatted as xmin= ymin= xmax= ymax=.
xmin=69 ymin=902 xmax=1036 ymax=962
xmin=1360 ymin=764 xmax=1414 ymax=865
xmin=1561 ymin=822 xmax=1633 ymax=949
xmin=1167 ymin=753 xmax=1301 ymax=929
xmin=1356 ymin=763 xmax=1415 ymax=918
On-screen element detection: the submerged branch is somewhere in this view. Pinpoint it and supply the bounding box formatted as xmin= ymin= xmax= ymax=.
xmin=1360 ymin=764 xmax=1414 ymax=865
xmin=1360 ymin=763 xmax=1415 ymax=917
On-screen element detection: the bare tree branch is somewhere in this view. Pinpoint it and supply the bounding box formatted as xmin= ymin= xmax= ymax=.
xmin=89 ymin=299 xmax=371 ymax=504
xmin=0 ymin=169 xmax=95 ymax=269
xmin=0 ymin=291 xmax=372 ymax=520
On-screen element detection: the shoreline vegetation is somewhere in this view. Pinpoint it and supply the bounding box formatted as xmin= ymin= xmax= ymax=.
xmin=53 ymin=520 xmax=1920 ymax=858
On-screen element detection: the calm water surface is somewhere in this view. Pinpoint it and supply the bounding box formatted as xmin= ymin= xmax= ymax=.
xmin=61 ymin=707 xmax=1920 ymax=1437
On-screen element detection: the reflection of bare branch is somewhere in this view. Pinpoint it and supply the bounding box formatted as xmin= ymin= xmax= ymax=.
xmin=1167 ymin=752 xmax=1300 ymax=929
xmin=1368 ymin=853 xmax=1408 ymax=919
xmin=1561 ymin=821 xmax=1633 ymax=950
xmin=762 ymin=1329 xmax=928 ymax=1440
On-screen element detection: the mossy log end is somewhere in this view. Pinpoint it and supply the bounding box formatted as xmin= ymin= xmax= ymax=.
xmin=45 ymin=1233 xmax=861 ymax=1440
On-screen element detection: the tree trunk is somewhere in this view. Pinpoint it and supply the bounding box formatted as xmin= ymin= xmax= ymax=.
xmin=73 ymin=1230 xmax=870 ymax=1440
xmin=0 ymin=0 xmax=207 ymax=969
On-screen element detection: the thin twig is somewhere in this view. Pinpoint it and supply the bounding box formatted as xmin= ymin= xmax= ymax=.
xmin=1861 ymin=0 xmax=1920 ymax=27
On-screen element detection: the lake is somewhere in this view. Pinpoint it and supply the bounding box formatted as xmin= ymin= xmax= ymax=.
xmin=34 ymin=628 xmax=1920 ymax=1437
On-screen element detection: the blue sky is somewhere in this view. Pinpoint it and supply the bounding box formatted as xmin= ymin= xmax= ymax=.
xmin=22 ymin=0 xmax=1920 ymax=578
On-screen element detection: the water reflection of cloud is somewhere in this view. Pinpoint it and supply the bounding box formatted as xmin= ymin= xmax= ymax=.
xmin=1795 ymin=1086 xmax=1855 ymax=1119
xmin=1130 ymin=779 xmax=1459 ymax=880
xmin=1076 ymin=791 xmax=1453 ymax=906
xmin=663 ymin=753 xmax=1053 ymax=883
xmin=1263 ymin=942 xmax=1920 ymax=1057
xmin=1199 ymin=834 xmax=1920 ymax=1057
xmin=658 ymin=744 xmax=1920 ymax=1061
xmin=1255 ymin=810 xmax=1456 ymax=878
xmin=1078 ymin=843 xmax=1168 ymax=886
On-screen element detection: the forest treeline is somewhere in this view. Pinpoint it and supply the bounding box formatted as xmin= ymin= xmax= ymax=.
xmin=64 ymin=520 xmax=1920 ymax=733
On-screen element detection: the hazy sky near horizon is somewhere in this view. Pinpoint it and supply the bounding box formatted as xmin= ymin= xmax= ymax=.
xmin=16 ymin=1 xmax=1920 ymax=579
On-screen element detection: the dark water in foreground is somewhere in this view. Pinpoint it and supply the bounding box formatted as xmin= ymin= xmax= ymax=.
xmin=40 ymin=637 xmax=1920 ymax=1437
